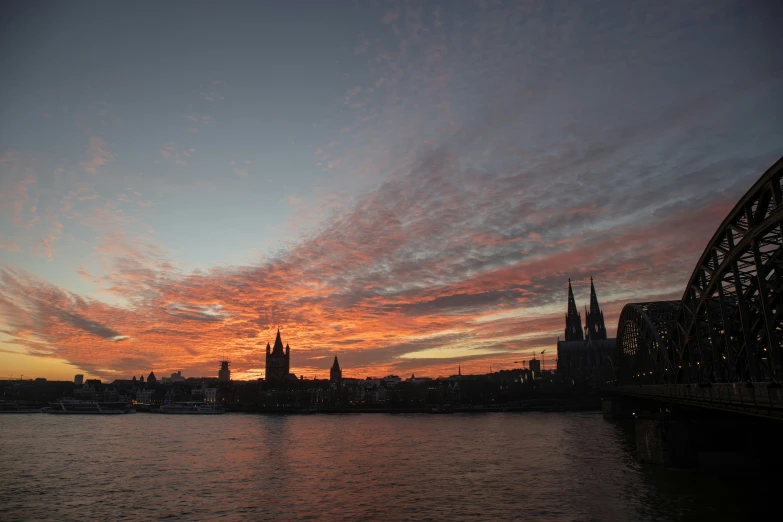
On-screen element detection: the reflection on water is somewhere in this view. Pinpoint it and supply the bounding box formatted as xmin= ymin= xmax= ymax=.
xmin=0 ymin=413 xmax=768 ymax=521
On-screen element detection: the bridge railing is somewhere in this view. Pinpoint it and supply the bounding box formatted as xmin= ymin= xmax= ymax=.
xmin=614 ymin=383 xmax=783 ymax=412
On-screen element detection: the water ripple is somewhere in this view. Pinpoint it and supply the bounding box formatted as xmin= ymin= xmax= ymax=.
xmin=0 ymin=413 xmax=765 ymax=521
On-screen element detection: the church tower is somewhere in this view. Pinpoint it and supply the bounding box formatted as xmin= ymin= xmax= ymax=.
xmin=585 ymin=277 xmax=608 ymax=340
xmin=265 ymin=329 xmax=290 ymax=381
xmin=565 ymin=279 xmax=584 ymax=341
xmin=330 ymin=356 xmax=342 ymax=385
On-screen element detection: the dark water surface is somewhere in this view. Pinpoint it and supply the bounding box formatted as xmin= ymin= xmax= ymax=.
xmin=0 ymin=413 xmax=766 ymax=521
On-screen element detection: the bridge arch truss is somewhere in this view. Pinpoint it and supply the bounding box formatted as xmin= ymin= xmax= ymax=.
xmin=616 ymin=156 xmax=783 ymax=384
xmin=616 ymin=302 xmax=680 ymax=384
xmin=677 ymin=157 xmax=783 ymax=383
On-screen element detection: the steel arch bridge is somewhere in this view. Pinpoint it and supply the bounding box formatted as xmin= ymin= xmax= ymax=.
xmin=616 ymin=156 xmax=783 ymax=386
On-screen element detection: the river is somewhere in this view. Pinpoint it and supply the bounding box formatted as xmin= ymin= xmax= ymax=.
xmin=0 ymin=412 xmax=764 ymax=521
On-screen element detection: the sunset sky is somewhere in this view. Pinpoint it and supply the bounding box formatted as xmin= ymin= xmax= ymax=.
xmin=1 ymin=0 xmax=782 ymax=381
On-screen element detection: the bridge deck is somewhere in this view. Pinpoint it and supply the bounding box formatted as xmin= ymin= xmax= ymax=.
xmin=606 ymin=383 xmax=783 ymax=420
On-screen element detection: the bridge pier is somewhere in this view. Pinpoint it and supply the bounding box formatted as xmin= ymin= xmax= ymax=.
xmin=634 ymin=415 xmax=695 ymax=467
xmin=608 ymin=403 xmax=782 ymax=469
xmin=601 ymin=397 xmax=633 ymax=420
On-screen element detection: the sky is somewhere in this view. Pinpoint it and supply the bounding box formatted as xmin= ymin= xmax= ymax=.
xmin=1 ymin=0 xmax=782 ymax=382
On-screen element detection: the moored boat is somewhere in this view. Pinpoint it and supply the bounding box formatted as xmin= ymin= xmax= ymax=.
xmin=153 ymin=402 xmax=225 ymax=414
xmin=45 ymin=399 xmax=136 ymax=414
xmin=0 ymin=402 xmax=44 ymax=414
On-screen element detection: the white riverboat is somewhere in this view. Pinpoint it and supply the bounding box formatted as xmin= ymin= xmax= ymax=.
xmin=153 ymin=402 xmax=225 ymax=415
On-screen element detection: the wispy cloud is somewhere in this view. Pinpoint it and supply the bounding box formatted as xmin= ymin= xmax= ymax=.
xmin=230 ymin=159 xmax=251 ymax=178
xmin=41 ymin=222 xmax=63 ymax=261
xmin=0 ymin=234 xmax=20 ymax=252
xmin=201 ymin=80 xmax=224 ymax=102
xmin=0 ymin=151 xmax=39 ymax=229
xmin=185 ymin=113 xmax=211 ymax=123
xmin=382 ymin=9 xmax=399 ymax=25
xmin=0 ymin=137 xmax=763 ymax=379
xmin=160 ymin=144 xmax=196 ymax=166
xmin=81 ymin=137 xmax=113 ymax=174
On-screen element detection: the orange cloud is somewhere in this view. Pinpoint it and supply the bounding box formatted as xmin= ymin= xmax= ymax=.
xmin=0 ymin=171 xmax=734 ymax=382
xmin=0 ymin=3 xmax=769 ymax=381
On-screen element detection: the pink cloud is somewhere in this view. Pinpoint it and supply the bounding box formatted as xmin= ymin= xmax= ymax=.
xmin=0 ymin=160 xmax=741 ymax=380
xmin=81 ymin=137 xmax=113 ymax=174
xmin=41 ymin=222 xmax=63 ymax=261
xmin=230 ymin=159 xmax=251 ymax=178
xmin=185 ymin=114 xmax=211 ymax=123
xmin=160 ymin=144 xmax=195 ymax=166
xmin=382 ymin=9 xmax=399 ymax=24
xmin=201 ymin=82 xmax=224 ymax=102
xmin=0 ymin=151 xmax=39 ymax=228
xmin=0 ymin=234 xmax=20 ymax=251
xmin=0 ymin=3 xmax=775 ymax=381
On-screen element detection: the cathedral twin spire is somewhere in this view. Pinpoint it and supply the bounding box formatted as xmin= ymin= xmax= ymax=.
xmin=565 ymin=279 xmax=584 ymax=341
xmin=565 ymin=277 xmax=607 ymax=341
xmin=585 ymin=277 xmax=607 ymax=340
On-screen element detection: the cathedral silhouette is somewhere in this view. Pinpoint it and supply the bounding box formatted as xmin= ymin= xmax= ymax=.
xmin=558 ymin=278 xmax=614 ymax=384
xmin=265 ymin=329 xmax=291 ymax=382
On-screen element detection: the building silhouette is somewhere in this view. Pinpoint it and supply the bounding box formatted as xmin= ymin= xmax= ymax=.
xmin=557 ymin=278 xmax=615 ymax=385
xmin=330 ymin=356 xmax=342 ymax=385
xmin=147 ymin=371 xmax=157 ymax=385
xmin=265 ymin=329 xmax=290 ymax=382
xmin=218 ymin=360 xmax=230 ymax=381
xmin=529 ymin=357 xmax=541 ymax=373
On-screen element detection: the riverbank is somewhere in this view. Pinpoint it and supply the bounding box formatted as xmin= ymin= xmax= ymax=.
xmin=223 ymin=397 xmax=602 ymax=414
